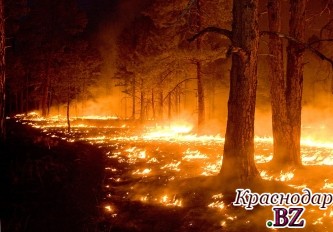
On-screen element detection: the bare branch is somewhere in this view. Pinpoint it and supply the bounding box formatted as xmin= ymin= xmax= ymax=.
xmin=261 ymin=30 xmax=333 ymax=68
xmin=188 ymin=27 xmax=333 ymax=68
xmin=308 ymin=38 xmax=333 ymax=46
xmin=163 ymin=78 xmax=197 ymax=102
xmin=187 ymin=26 xmax=232 ymax=42
xmin=320 ymin=19 xmax=333 ymax=38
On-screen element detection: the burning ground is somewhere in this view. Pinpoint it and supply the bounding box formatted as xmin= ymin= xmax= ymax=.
xmin=2 ymin=114 xmax=333 ymax=231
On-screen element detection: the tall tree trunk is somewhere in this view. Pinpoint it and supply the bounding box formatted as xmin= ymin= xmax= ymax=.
xmin=131 ymin=75 xmax=136 ymax=120
xmin=0 ymin=0 xmax=5 ymax=142
xmin=219 ymin=0 xmax=260 ymax=183
xmin=158 ymin=90 xmax=163 ymax=121
xmin=196 ymin=0 xmax=205 ymax=131
xmin=41 ymin=62 xmax=51 ymax=117
xmin=67 ymin=96 xmax=70 ymax=133
xmin=267 ymin=0 xmax=291 ymax=164
xmin=268 ymin=0 xmax=305 ymax=167
xmin=25 ymin=73 xmax=30 ymax=115
xmin=168 ymin=94 xmax=171 ymax=121
xmin=151 ymin=89 xmax=155 ymax=120
xmin=140 ymin=79 xmax=145 ymax=123
xmin=197 ymin=61 xmax=205 ymax=130
xmin=67 ymin=85 xmax=71 ymax=133
xmin=284 ymin=0 xmax=306 ymax=166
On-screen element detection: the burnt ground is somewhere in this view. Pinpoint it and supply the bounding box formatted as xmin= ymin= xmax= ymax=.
xmin=0 ymin=120 xmax=104 ymax=231
xmin=2 ymin=120 xmax=333 ymax=231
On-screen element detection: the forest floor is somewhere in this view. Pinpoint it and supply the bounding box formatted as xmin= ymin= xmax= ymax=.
xmin=1 ymin=119 xmax=333 ymax=231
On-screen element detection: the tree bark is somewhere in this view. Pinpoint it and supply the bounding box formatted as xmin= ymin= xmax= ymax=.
xmin=158 ymin=90 xmax=163 ymax=121
xmin=0 ymin=0 xmax=5 ymax=142
xmin=168 ymin=94 xmax=171 ymax=121
xmin=219 ymin=0 xmax=260 ymax=183
xmin=267 ymin=0 xmax=305 ymax=167
xmin=196 ymin=0 xmax=205 ymax=131
xmin=283 ymin=0 xmax=306 ymax=166
xmin=131 ymin=75 xmax=136 ymax=120
xmin=197 ymin=61 xmax=205 ymax=131
xmin=151 ymin=89 xmax=155 ymax=120
xmin=67 ymin=86 xmax=71 ymax=133
xmin=140 ymin=79 xmax=145 ymax=123
xmin=267 ymin=0 xmax=291 ymax=164
xmin=41 ymin=61 xmax=51 ymax=117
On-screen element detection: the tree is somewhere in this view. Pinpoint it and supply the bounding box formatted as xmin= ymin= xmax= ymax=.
xmin=267 ymin=0 xmax=306 ymax=167
xmin=115 ymin=0 xmax=230 ymax=126
xmin=219 ymin=0 xmax=260 ymax=183
xmin=52 ymin=40 xmax=101 ymax=132
xmin=0 ymin=0 xmax=5 ymax=141
xmin=11 ymin=0 xmax=87 ymax=117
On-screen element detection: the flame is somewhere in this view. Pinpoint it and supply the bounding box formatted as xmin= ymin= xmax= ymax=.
xmin=13 ymin=112 xmax=333 ymax=226
xmin=161 ymin=161 xmax=181 ymax=172
xmin=132 ymin=168 xmax=152 ymax=176
xmin=208 ymin=193 xmax=225 ymax=210
xmin=159 ymin=194 xmax=182 ymax=207
xmin=104 ymin=204 xmax=114 ymax=213
xmin=182 ymin=149 xmax=208 ymax=161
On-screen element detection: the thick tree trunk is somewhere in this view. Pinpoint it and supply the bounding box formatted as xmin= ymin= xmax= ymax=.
xmin=219 ymin=0 xmax=260 ymax=183
xmin=284 ymin=0 xmax=306 ymax=166
xmin=267 ymin=0 xmax=292 ymax=164
xmin=267 ymin=0 xmax=305 ymax=167
xmin=0 ymin=0 xmax=5 ymax=142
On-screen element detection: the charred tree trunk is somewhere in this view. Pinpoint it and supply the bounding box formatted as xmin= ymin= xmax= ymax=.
xmin=284 ymin=0 xmax=306 ymax=166
xmin=0 ymin=0 xmax=5 ymax=142
xmin=219 ymin=0 xmax=260 ymax=183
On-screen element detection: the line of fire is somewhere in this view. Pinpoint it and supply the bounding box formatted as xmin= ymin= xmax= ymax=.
xmin=1 ymin=0 xmax=333 ymax=231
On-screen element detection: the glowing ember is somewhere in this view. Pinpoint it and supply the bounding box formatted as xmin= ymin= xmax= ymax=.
xmin=208 ymin=193 xmax=225 ymax=210
xmin=104 ymin=205 xmax=114 ymax=213
xmin=132 ymin=168 xmax=152 ymax=176
xmin=201 ymin=162 xmax=222 ymax=176
xmin=208 ymin=201 xmax=225 ymax=210
xmin=322 ymin=179 xmax=333 ymax=190
xmin=278 ymin=170 xmax=295 ymax=182
xmin=260 ymin=170 xmax=295 ymax=182
xmin=161 ymin=161 xmax=181 ymax=172
xmin=159 ymin=195 xmax=182 ymax=207
xmin=13 ymin=112 xmax=333 ymax=227
xmin=182 ymin=149 xmax=208 ymax=161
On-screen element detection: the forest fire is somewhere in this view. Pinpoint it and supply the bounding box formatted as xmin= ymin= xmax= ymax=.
xmin=3 ymin=0 xmax=333 ymax=230
xmin=10 ymin=113 xmax=333 ymax=230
